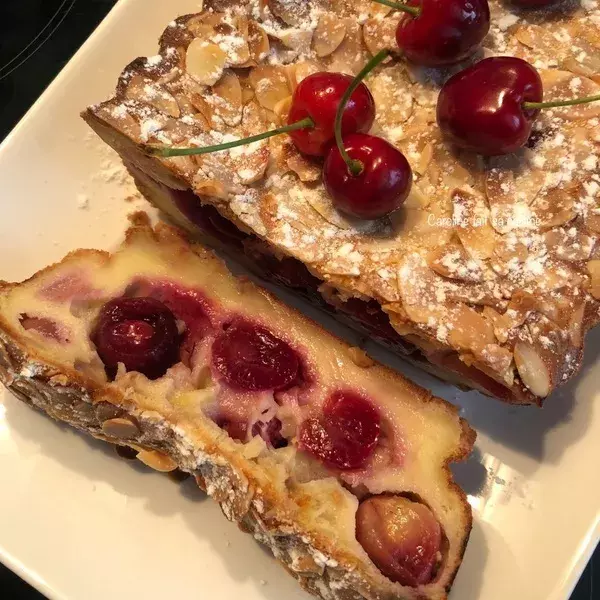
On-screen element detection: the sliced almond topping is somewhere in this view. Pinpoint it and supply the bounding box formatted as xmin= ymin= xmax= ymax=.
xmin=348 ymin=347 xmax=375 ymax=368
xmin=286 ymin=60 xmax=323 ymax=92
xmin=513 ymin=341 xmax=552 ymax=398
xmin=287 ymin=152 xmax=321 ymax=182
xmin=137 ymin=449 xmax=177 ymax=472
xmin=212 ymin=71 xmax=243 ymax=127
xmin=187 ymin=19 xmax=215 ymax=41
xmin=248 ymin=65 xmax=291 ymax=111
xmin=274 ymin=95 xmax=293 ymax=122
xmin=587 ymin=259 xmax=600 ymax=299
xmin=428 ymin=242 xmax=484 ymax=283
xmin=585 ymin=212 xmax=600 ymax=234
xmin=246 ymin=20 xmax=270 ymax=65
xmin=102 ymin=417 xmax=140 ymax=440
xmin=186 ymin=39 xmax=227 ymax=86
xmin=369 ymin=66 xmax=413 ymax=128
xmin=313 ymin=13 xmax=347 ymax=58
xmin=539 ymin=70 xmax=600 ymax=120
xmin=544 ymin=228 xmax=595 ymax=262
xmin=452 ymin=189 xmax=497 ymax=260
xmin=447 ymin=303 xmax=495 ymax=353
xmin=125 ymin=75 xmax=181 ymax=118
xmin=569 ymin=301 xmax=586 ymax=348
xmin=328 ymin=20 xmax=368 ymax=75
xmin=362 ymin=15 xmax=401 ymax=56
xmin=268 ymin=0 xmax=311 ymax=26
xmin=278 ymin=29 xmax=314 ymax=56
xmin=530 ymin=186 xmax=577 ymax=231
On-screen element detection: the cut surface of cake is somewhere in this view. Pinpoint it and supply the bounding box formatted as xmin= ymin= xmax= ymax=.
xmin=84 ymin=0 xmax=600 ymax=405
xmin=0 ymin=216 xmax=474 ymax=600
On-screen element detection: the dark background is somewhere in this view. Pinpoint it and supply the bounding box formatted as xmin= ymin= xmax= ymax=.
xmin=0 ymin=0 xmax=596 ymax=598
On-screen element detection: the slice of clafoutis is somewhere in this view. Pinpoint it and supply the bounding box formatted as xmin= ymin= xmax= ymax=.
xmin=0 ymin=216 xmax=474 ymax=600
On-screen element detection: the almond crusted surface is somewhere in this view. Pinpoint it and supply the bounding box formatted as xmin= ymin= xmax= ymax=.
xmin=84 ymin=0 xmax=600 ymax=404
xmin=0 ymin=218 xmax=474 ymax=600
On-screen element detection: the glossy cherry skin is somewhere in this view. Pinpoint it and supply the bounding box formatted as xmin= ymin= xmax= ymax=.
xmin=288 ymin=73 xmax=376 ymax=157
xmin=323 ymin=134 xmax=412 ymax=220
xmin=396 ymin=0 xmax=490 ymax=67
xmin=93 ymin=297 xmax=180 ymax=380
xmin=298 ymin=391 xmax=381 ymax=470
xmin=437 ymin=56 xmax=543 ymax=156
xmin=212 ymin=320 xmax=301 ymax=391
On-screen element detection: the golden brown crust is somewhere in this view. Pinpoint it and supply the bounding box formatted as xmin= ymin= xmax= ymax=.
xmin=0 ymin=219 xmax=474 ymax=600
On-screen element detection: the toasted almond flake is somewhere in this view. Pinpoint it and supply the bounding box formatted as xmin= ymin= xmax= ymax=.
xmin=137 ymin=449 xmax=178 ymax=472
xmin=587 ymin=259 xmax=600 ymax=299
xmin=362 ymin=15 xmax=401 ymax=56
xmin=514 ymin=342 xmax=552 ymax=398
xmin=287 ymin=152 xmax=321 ymax=182
xmin=102 ymin=417 xmax=140 ymax=439
xmin=313 ymin=13 xmax=347 ymax=58
xmin=328 ymin=20 xmax=368 ymax=75
xmin=453 ymin=189 xmax=497 ymax=260
xmin=286 ymin=60 xmax=323 ymax=92
xmin=274 ymin=95 xmax=293 ymax=122
xmin=187 ymin=19 xmax=215 ymax=40
xmin=246 ymin=20 xmax=270 ymax=65
xmin=249 ymin=65 xmax=291 ymax=111
xmin=186 ymin=39 xmax=228 ymax=86
xmin=212 ymin=71 xmax=243 ymax=127
xmin=348 ymin=347 xmax=375 ymax=368
xmin=125 ymin=75 xmax=181 ymax=118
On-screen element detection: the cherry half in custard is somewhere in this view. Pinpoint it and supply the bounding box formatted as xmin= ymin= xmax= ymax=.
xmin=93 ymin=297 xmax=180 ymax=380
xmin=356 ymin=495 xmax=442 ymax=587
xmin=212 ymin=320 xmax=301 ymax=392
xmin=298 ymin=391 xmax=381 ymax=470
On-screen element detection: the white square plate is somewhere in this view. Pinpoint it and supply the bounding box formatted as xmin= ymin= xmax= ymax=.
xmin=0 ymin=1 xmax=598 ymax=599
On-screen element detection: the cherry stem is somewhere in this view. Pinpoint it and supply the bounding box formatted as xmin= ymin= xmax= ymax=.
xmin=523 ymin=93 xmax=600 ymax=111
xmin=372 ymin=0 xmax=421 ymax=17
xmin=334 ymin=49 xmax=390 ymax=177
xmin=145 ymin=117 xmax=315 ymax=157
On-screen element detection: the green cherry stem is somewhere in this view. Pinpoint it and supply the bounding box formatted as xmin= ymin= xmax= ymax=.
xmin=145 ymin=117 xmax=315 ymax=157
xmin=372 ymin=0 xmax=421 ymax=17
xmin=523 ymin=93 xmax=600 ymax=111
xmin=334 ymin=49 xmax=390 ymax=177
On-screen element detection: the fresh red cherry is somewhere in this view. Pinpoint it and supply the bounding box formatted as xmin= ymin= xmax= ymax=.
xmin=380 ymin=0 xmax=490 ymax=66
xmin=323 ymin=133 xmax=412 ymax=219
xmin=356 ymin=495 xmax=442 ymax=586
xmin=437 ymin=57 xmax=543 ymax=156
xmin=93 ymin=297 xmax=180 ymax=380
xmin=438 ymin=56 xmax=600 ymax=155
xmin=298 ymin=391 xmax=381 ymax=470
xmin=212 ymin=320 xmax=301 ymax=391
xmin=287 ymin=72 xmax=376 ymax=157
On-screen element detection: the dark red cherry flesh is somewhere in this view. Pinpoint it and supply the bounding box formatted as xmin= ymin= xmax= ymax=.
xmin=323 ymin=133 xmax=412 ymax=220
xmin=93 ymin=297 xmax=180 ymax=380
xmin=356 ymin=495 xmax=442 ymax=586
xmin=395 ymin=0 xmax=490 ymax=66
xmin=212 ymin=320 xmax=301 ymax=391
xmin=298 ymin=391 xmax=381 ymax=470
xmin=437 ymin=56 xmax=543 ymax=156
xmin=288 ymin=73 xmax=375 ymax=157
